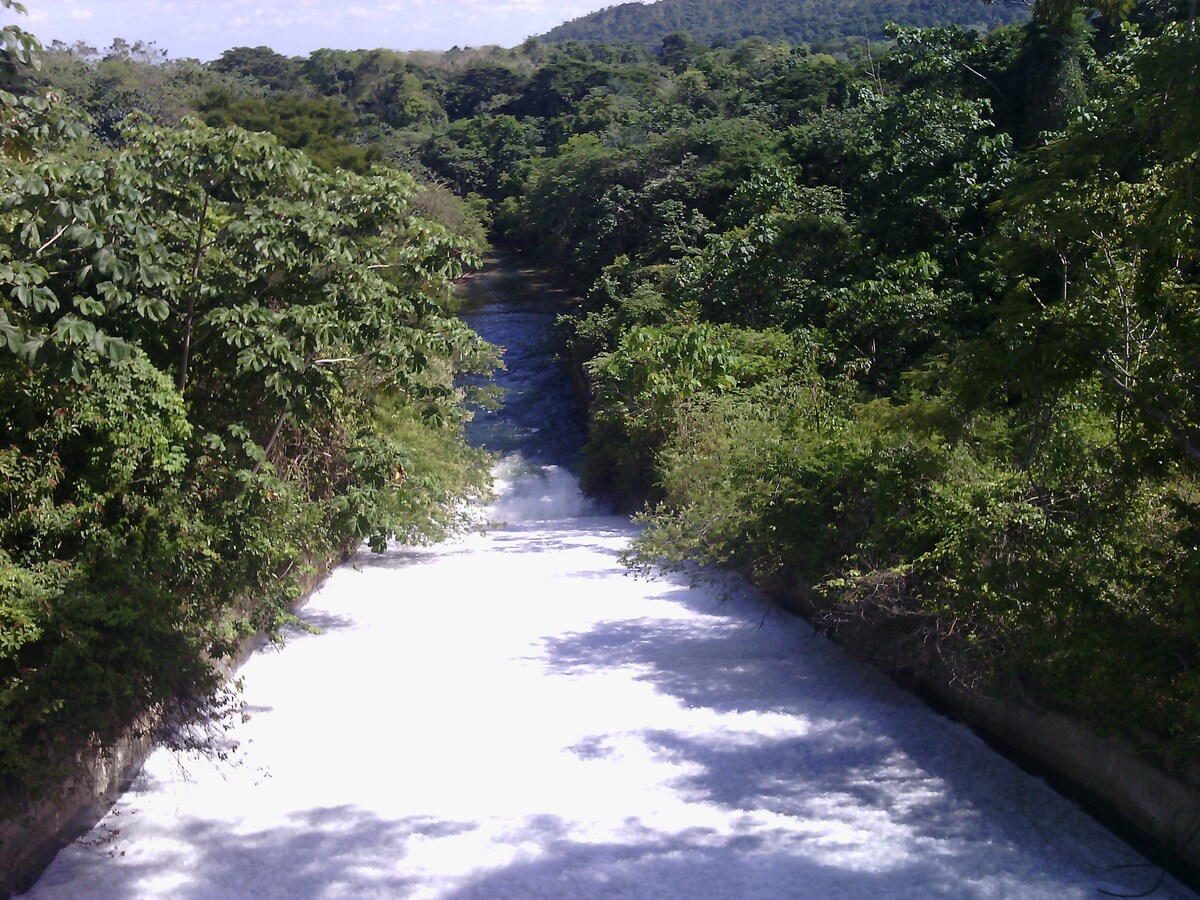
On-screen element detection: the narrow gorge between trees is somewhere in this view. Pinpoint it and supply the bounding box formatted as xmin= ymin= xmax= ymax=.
xmin=19 ymin=259 xmax=1195 ymax=899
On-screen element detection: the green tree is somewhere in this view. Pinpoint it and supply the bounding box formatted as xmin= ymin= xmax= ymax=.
xmin=211 ymin=45 xmax=302 ymax=92
xmin=1 ymin=95 xmax=493 ymax=800
xmin=422 ymin=113 xmax=539 ymax=197
xmin=198 ymin=90 xmax=380 ymax=172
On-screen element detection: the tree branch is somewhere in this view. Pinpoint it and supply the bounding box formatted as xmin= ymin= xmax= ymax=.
xmin=35 ymin=224 xmax=70 ymax=256
xmin=178 ymin=190 xmax=211 ymax=394
xmin=253 ymin=408 xmax=290 ymax=476
xmin=1096 ymin=363 xmax=1200 ymax=465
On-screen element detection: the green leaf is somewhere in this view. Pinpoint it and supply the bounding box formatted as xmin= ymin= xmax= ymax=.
xmin=18 ymin=335 xmax=44 ymax=360
xmin=54 ymin=315 xmax=97 ymax=344
xmin=0 ymin=322 xmax=23 ymax=353
xmin=64 ymin=224 xmax=96 ymax=245
xmin=73 ymin=296 xmax=105 ymax=316
xmin=134 ymin=296 xmax=170 ymax=321
xmin=93 ymin=247 xmax=117 ymax=276
xmin=242 ymin=441 xmax=267 ymax=463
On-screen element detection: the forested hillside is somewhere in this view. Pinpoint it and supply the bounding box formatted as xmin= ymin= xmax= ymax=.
xmin=3 ymin=0 xmax=1199 ymax=848
xmin=541 ymin=0 xmax=1029 ymax=48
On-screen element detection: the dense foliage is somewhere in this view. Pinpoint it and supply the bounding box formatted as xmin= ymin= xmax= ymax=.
xmin=541 ymin=0 xmax=1029 ymax=49
xmin=0 ymin=3 xmax=493 ymax=804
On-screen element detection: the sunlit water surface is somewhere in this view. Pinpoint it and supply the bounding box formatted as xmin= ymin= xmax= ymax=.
xmin=22 ymin=258 xmax=1196 ymax=899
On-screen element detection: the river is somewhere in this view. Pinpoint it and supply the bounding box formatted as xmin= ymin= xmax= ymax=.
xmin=21 ymin=257 xmax=1196 ymax=899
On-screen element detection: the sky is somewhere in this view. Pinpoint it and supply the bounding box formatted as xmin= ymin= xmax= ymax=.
xmin=16 ymin=0 xmax=648 ymax=62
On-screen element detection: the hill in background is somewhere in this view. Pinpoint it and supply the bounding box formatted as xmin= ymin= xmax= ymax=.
xmin=540 ymin=0 xmax=1029 ymax=48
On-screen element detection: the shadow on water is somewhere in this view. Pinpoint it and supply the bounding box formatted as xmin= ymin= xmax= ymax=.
xmin=351 ymin=544 xmax=471 ymax=571
xmin=46 ymin=798 xmax=1108 ymax=900
xmin=444 ymin=824 xmax=977 ymax=900
xmin=44 ymin=804 xmax=981 ymax=900
xmin=37 ymin=808 xmax=476 ymax=900
xmin=284 ymin=609 xmax=357 ymax=636
xmin=529 ymin=576 xmax=1161 ymax=897
xmin=456 ymin=253 xmax=578 ymax=311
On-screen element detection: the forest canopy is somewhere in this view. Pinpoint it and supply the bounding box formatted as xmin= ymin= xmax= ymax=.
xmin=541 ymin=0 xmax=1030 ymax=49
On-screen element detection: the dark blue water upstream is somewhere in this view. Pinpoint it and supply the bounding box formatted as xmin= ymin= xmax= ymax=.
xmin=457 ymin=255 xmax=588 ymax=469
xmin=455 ymin=255 xmax=599 ymax=523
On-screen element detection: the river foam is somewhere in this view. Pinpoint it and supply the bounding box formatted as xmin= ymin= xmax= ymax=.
xmin=21 ymin=503 xmax=1197 ymax=899
xmin=486 ymin=454 xmax=600 ymax=523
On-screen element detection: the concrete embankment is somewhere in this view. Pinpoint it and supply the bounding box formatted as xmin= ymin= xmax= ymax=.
xmin=765 ymin=580 xmax=1200 ymax=881
xmin=0 ymin=734 xmax=153 ymax=899
xmin=927 ymin=665 xmax=1200 ymax=875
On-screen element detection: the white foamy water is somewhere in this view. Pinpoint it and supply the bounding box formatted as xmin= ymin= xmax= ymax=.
xmin=21 ymin=491 xmax=1196 ymax=899
xmin=486 ymin=454 xmax=599 ymax=523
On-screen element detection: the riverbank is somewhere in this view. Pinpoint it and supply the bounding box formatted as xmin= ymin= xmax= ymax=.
xmin=549 ymin=261 xmax=1200 ymax=885
xmin=0 ymin=557 xmax=341 ymax=900
xmin=765 ymin=575 xmax=1200 ymax=883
